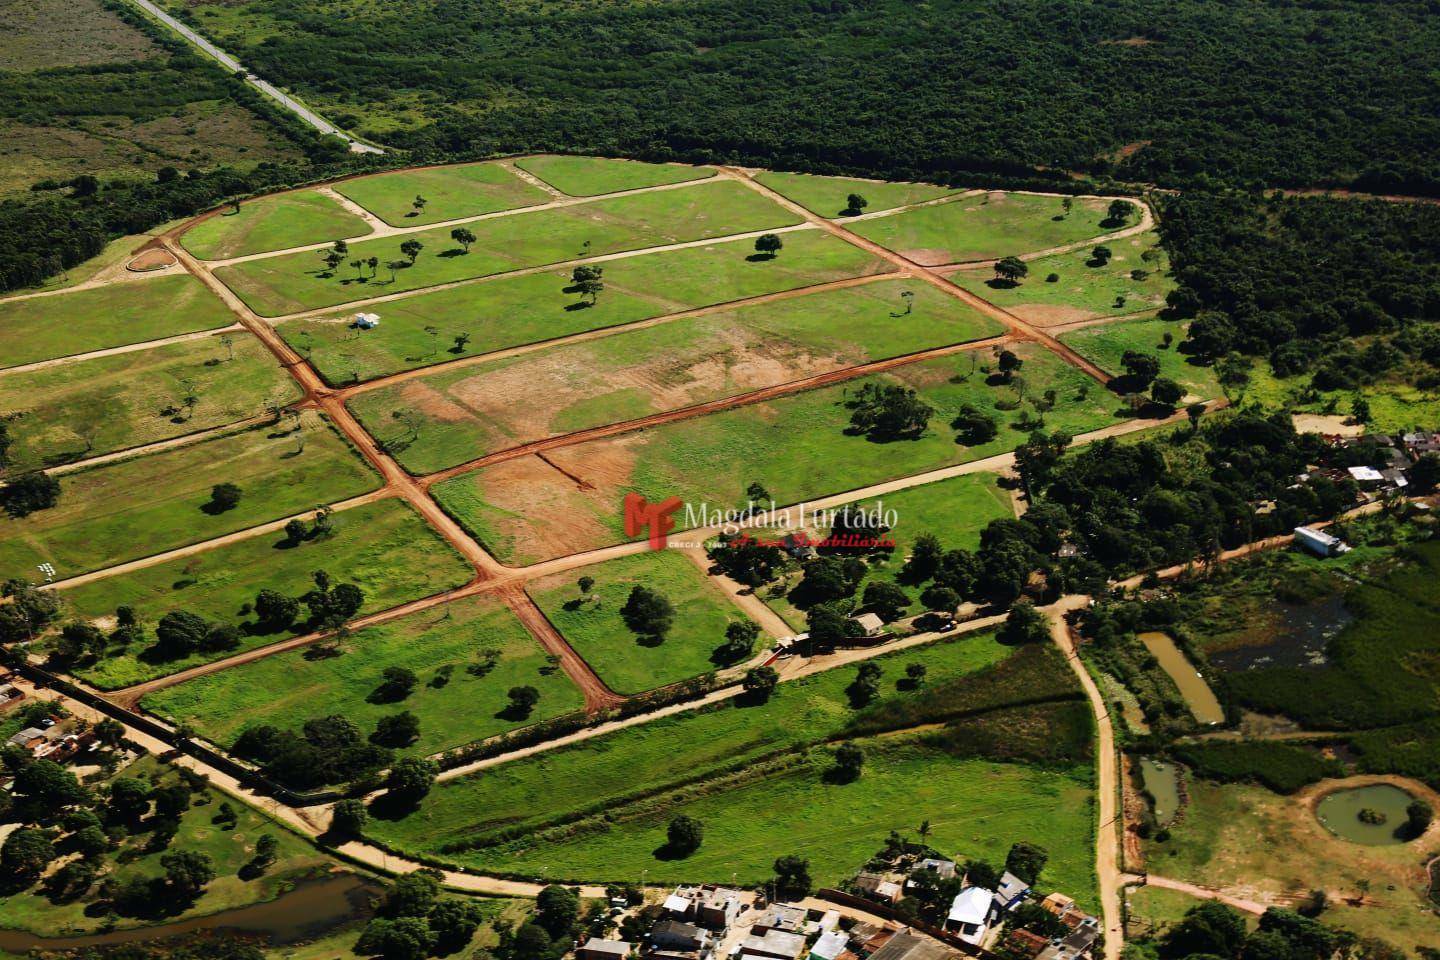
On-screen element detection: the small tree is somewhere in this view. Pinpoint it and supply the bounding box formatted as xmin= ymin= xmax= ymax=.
xmin=331 ymin=798 xmax=369 ymax=836
xmin=773 ymin=855 xmax=813 ymax=899
xmin=1186 ymin=401 xmax=1207 ymax=433
xmin=385 ymin=757 xmax=438 ymax=804
xmin=1090 ymin=244 xmax=1113 ymax=265
xmin=578 ymin=575 xmax=595 ymax=596
xmin=412 ymin=195 xmax=427 ymax=216
xmin=1405 ymin=800 xmax=1433 ymax=839
xmin=1121 ymin=350 xmax=1161 ymax=387
xmin=905 ymin=662 xmax=928 ymax=687
xmin=1150 ymin=377 xmax=1183 ymax=409
xmin=994 ymin=256 xmax=1028 ymax=284
xmin=620 ymin=586 xmax=674 ymax=641
xmin=373 ymin=711 xmax=421 ymax=746
xmin=450 ymin=227 xmax=476 ymax=252
xmin=1107 ymin=199 xmax=1133 ymax=224
xmin=717 ymin=619 xmax=760 ymax=663
xmin=754 ymin=234 xmax=784 ymax=259
xmin=506 ymin=685 xmax=541 ymax=718
xmin=667 ymin=815 xmax=704 ymax=856
xmin=743 ymin=665 xmax=779 ymax=702
xmin=999 ymin=600 xmax=1049 ymax=645
xmin=844 ymin=193 xmax=868 ymax=215
xmin=400 ymin=239 xmax=424 ymax=264
xmin=208 ymin=482 xmax=242 ymax=513
xmin=831 ymin=742 xmax=865 ymax=782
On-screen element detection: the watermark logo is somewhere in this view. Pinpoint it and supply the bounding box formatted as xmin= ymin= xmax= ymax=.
xmin=624 ymin=493 xmax=682 ymax=550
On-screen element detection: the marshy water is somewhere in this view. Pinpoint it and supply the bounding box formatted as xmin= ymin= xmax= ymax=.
xmin=1138 ymin=631 xmax=1226 ymax=725
xmin=1139 ymin=758 xmax=1182 ymax=825
xmin=1315 ymin=784 xmax=1417 ymax=845
xmin=1206 ymin=594 xmax=1351 ymax=673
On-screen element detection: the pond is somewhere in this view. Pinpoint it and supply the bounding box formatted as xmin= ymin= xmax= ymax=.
xmin=0 ymin=872 xmax=382 ymax=953
xmin=1138 ymin=758 xmax=1181 ymax=825
xmin=1206 ymin=594 xmax=1351 ymax=673
xmin=1315 ymin=784 xmax=1417 ymax=845
xmin=1137 ymin=631 xmax=1226 ymax=725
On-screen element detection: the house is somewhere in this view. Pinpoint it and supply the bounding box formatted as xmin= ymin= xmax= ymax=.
xmin=1035 ymin=916 xmax=1101 ymax=960
xmin=1039 ymin=893 xmax=1076 ymax=918
xmin=578 ymin=939 xmax=633 ymax=960
xmin=1381 ymin=468 xmax=1409 ymax=490
xmin=846 ymin=922 xmax=894 ymax=958
xmin=1000 ymin=929 xmax=1050 ymax=959
xmin=809 ymin=931 xmax=848 ymax=960
xmin=662 ymin=885 xmax=744 ymax=931
xmin=945 ymin=887 xmax=994 ymax=945
xmin=0 ymin=684 xmax=24 ymax=710
xmin=853 ymin=873 xmax=903 ymax=904
xmin=751 ymin=903 xmax=808 ymax=936
xmin=995 ymin=871 xmax=1030 ymax=911
xmin=912 ymin=859 xmax=956 ymax=881
xmin=650 ymin=920 xmax=711 ymax=957
xmin=849 ymin=613 xmax=886 ymax=638
xmin=1293 ymin=526 xmax=1350 ymax=558
xmin=8 ymin=727 xmax=48 ymax=753
xmin=1402 ymin=432 xmax=1440 ymax=457
xmin=1346 ymin=465 xmax=1385 ymax=486
xmin=740 ymin=930 xmax=807 ymax=960
xmin=865 ymin=931 xmax=960 ymax=960
xmin=352 ymin=312 xmax=381 ymax=329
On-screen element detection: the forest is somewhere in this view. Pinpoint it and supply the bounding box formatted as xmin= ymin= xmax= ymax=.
xmin=167 ymin=0 xmax=1440 ymax=192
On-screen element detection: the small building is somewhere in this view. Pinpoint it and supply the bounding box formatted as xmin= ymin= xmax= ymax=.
xmin=849 ymin=613 xmax=885 ymax=638
xmin=853 ymin=873 xmax=903 ymax=904
xmin=650 ymin=920 xmax=711 ymax=956
xmin=751 ymin=903 xmax=808 ymax=937
xmin=662 ymin=885 xmax=744 ymax=931
xmin=809 ymin=931 xmax=848 ymax=960
xmin=913 ymin=858 xmax=956 ymax=880
xmin=0 ymin=684 xmax=24 ymax=710
xmin=352 ymin=312 xmax=381 ymax=329
xmin=740 ymin=930 xmax=807 ymax=960
xmin=1001 ymin=929 xmax=1050 ymax=959
xmin=945 ymin=887 xmax=995 ymax=945
xmin=1293 ymin=526 xmax=1351 ymax=558
xmin=995 ymin=871 xmax=1031 ymax=911
xmin=1346 ymin=465 xmax=1385 ymax=486
xmin=1039 ymin=892 xmax=1076 ymax=918
xmin=7 ymin=727 xmax=47 ymax=753
xmin=865 ymin=931 xmax=960 ymax=960
xmin=578 ymin=939 xmax=633 ymax=960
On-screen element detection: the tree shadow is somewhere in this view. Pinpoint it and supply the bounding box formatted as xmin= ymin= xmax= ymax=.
xmin=651 ymin=841 xmax=695 ymax=862
xmin=746 ymin=253 xmax=777 ymax=262
xmin=985 ymin=278 xmax=1020 ymax=290
xmin=438 ymin=249 xmax=466 ymax=258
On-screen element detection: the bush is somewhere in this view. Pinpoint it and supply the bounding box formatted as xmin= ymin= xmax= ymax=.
xmin=1171 ymin=741 xmax=1341 ymax=794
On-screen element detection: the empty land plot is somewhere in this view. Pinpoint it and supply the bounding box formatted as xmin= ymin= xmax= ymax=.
xmin=431 ymin=343 xmax=1115 ymax=563
xmin=283 ymin=231 xmax=891 ymax=384
xmin=143 ymin=593 xmax=584 ymax=756
xmin=55 ymin=499 xmax=473 ymax=689
xmin=334 ymin=162 xmax=551 ymax=226
xmin=852 ymin=192 xmax=1115 ymax=265
xmin=0 ymin=274 xmax=235 ymax=368
xmin=949 ymin=231 xmax=1172 ymax=326
xmin=181 ymin=190 xmax=373 ymax=261
xmin=0 ymin=0 xmax=157 ymax=71
xmin=515 ymin=155 xmax=715 ymax=196
xmin=756 ymin=171 xmax=961 ymax=217
xmin=0 ymin=416 xmax=378 ymax=581
xmin=365 ymin=632 xmax=1013 ymax=856
xmin=454 ymin=738 xmax=1094 ymax=894
xmin=350 ymin=281 xmax=1003 ymax=473
xmin=1061 ymin=318 xmax=1221 ymax=401
xmin=0 ymin=332 xmax=299 ymax=472
xmin=216 ymin=179 xmax=803 ymax=316
xmin=528 ymin=550 xmax=750 ymax=695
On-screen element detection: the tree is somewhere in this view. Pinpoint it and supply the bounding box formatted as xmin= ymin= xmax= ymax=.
xmin=1187 ymin=401 xmax=1207 ymax=433
xmin=620 ymin=585 xmax=674 ymax=641
xmin=905 ymin=662 xmax=928 ymax=686
xmin=1005 ymin=841 xmax=1048 ymax=884
xmin=506 ymin=685 xmax=541 ymax=718
xmin=356 ymin=917 xmax=434 ymax=960
xmin=1150 ymin=377 xmax=1183 ymax=408
xmin=429 ymin=899 xmax=486 ymax=952
xmin=831 ymin=742 xmax=865 ymax=782
xmin=331 ymin=798 xmax=369 ymax=836
xmin=754 ymin=233 xmax=783 ymax=258
xmin=577 ymin=575 xmax=595 ymax=596
xmin=400 ymin=239 xmax=424 ymax=263
xmin=373 ymin=711 xmax=421 ymax=747
xmin=154 ymin=610 xmax=211 ymax=659
xmin=952 ymin=404 xmax=998 ymax=445
xmin=374 ymin=666 xmax=419 ymax=702
xmin=1 ymin=472 xmax=60 ymax=517
xmin=253 ymin=833 xmax=279 ymax=868
xmin=994 ymin=256 xmax=1028 ymax=284
xmin=999 ymin=601 xmax=1049 ymax=644
xmin=452 ymin=332 xmax=471 ymax=353
xmin=743 ymin=665 xmax=779 ymax=702
xmin=367 ymin=256 xmax=379 ymax=277
xmin=108 ymin=777 xmax=152 ymax=822
xmin=0 ymin=579 xmax=61 ymax=643
xmin=386 ymin=260 xmax=406 ymax=282
xmin=667 ymin=815 xmax=704 ymax=856
xmin=920 ymin=584 xmax=960 ymax=613
xmin=2 ymin=827 xmax=52 ymax=879
xmin=848 ymin=382 xmax=933 ymax=440
xmin=862 ymin=581 xmax=909 ymax=621
xmin=412 ymin=195 xmax=428 ymax=216
xmin=380 ymin=870 xmax=441 ymax=918
xmin=1351 ymin=393 xmax=1371 ymax=425
xmin=905 ymin=533 xmax=944 ymax=581
xmin=1107 ymin=199 xmax=1133 ymax=224
xmin=1091 ymin=244 xmax=1113 ymax=265
xmin=845 ymin=193 xmax=868 ymax=215
xmin=386 ymin=757 xmax=438 ymax=804
xmin=254 ymin=589 xmax=299 ymax=630
xmin=535 ymin=884 xmax=581 ymax=940
xmin=450 ymin=227 xmax=476 ymax=251
xmin=1160 ymin=901 xmax=1247 ymax=960
xmin=284 ymin=518 xmax=309 ymax=544
xmin=1408 ymin=452 xmax=1440 ymax=491
xmin=1405 ymin=799 xmax=1433 ymax=839
xmin=719 ymin=619 xmax=760 ymax=662
xmin=1121 ymin=350 xmax=1161 ymax=387
xmin=997 ymin=348 xmax=1023 ymax=381
xmin=772 ymin=855 xmax=813 ymax=899
xmin=848 ymin=661 xmax=882 ymax=705
xmin=1013 ymin=429 xmax=1071 ymax=495
xmin=208 ymin=482 xmax=242 ymax=513
xmin=161 ymin=849 xmax=215 ymax=899
xmin=52 ymin=620 xmax=106 ymax=665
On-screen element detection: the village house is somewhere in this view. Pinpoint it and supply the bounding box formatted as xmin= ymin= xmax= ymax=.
xmin=853 ymin=873 xmax=903 ymax=904
xmin=994 ymin=871 xmax=1031 ymax=911
xmin=865 ymin=930 xmax=961 ymax=960
xmin=750 ymin=903 xmax=808 ymax=937
xmin=739 ymin=929 xmax=807 ymax=960
xmin=944 ymin=887 xmax=995 ymax=946
xmin=808 ymin=930 xmax=848 ymax=960
xmin=1001 ymin=928 xmax=1051 ymax=959
xmin=578 ymin=939 xmax=633 ymax=960
xmin=662 ymin=885 xmax=744 ymax=931
xmin=649 ymin=919 xmax=712 ymax=960
xmin=848 ymin=613 xmax=886 ymax=639
xmin=0 ymin=684 xmax=25 ymax=710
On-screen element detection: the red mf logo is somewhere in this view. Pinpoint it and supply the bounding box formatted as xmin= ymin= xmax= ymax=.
xmin=624 ymin=493 xmax=682 ymax=550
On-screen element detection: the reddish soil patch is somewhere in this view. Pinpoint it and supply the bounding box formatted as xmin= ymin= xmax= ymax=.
xmin=127 ymin=248 xmax=176 ymax=272
xmin=900 ymin=248 xmax=959 ymax=266
xmin=1010 ymin=303 xmax=1098 ymax=327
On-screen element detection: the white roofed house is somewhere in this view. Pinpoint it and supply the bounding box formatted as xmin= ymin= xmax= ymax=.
xmin=808 ymin=930 xmax=848 ymax=960
xmin=945 ymin=887 xmax=995 ymax=946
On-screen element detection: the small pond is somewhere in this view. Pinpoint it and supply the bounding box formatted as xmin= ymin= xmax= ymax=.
xmin=1138 ymin=758 xmax=1181 ymax=825
xmin=1315 ymin=784 xmax=1417 ymax=845
xmin=1206 ymin=594 xmax=1351 ymax=672
xmin=1138 ymin=631 xmax=1226 ymax=725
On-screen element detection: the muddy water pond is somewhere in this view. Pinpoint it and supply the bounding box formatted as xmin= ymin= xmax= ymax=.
xmin=1315 ymin=784 xmax=1417 ymax=845
xmin=1206 ymin=594 xmax=1351 ymax=672
xmin=1138 ymin=758 xmax=1182 ymax=825
xmin=1137 ymin=631 xmax=1226 ymax=725
xmin=0 ymin=872 xmax=381 ymax=953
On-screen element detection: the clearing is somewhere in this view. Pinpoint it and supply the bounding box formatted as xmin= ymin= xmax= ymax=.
xmin=515 ymin=155 xmax=716 ymax=196
xmin=1060 ymin=317 xmax=1221 ymax=401
xmin=334 ymin=162 xmax=552 ymax=227
xmin=181 ymin=190 xmax=373 ymax=261
xmin=755 ymin=171 xmax=961 ymax=217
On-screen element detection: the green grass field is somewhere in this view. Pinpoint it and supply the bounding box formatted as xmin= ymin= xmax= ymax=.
xmin=180 ymin=189 xmax=372 ymax=260
xmin=457 ymin=739 xmax=1095 ymax=894
xmin=0 ymin=331 xmax=300 ymax=472
xmin=0 ymin=415 xmax=378 ymax=581
xmin=528 ymin=550 xmax=749 ymax=695
xmin=0 ymin=275 xmax=235 ymax=369
xmin=216 ymin=180 xmax=802 ymax=316
xmin=283 ymin=230 xmax=891 ymax=384
xmin=56 ymin=498 xmax=474 ymax=689
xmin=351 ymin=280 xmax=1003 ymax=473
xmin=1241 ymin=364 xmax=1440 ymax=434
xmin=756 ymin=171 xmax=961 ymax=217
xmin=334 ymin=162 xmax=551 ymax=226
xmin=515 ymin=155 xmax=715 ymax=196
xmin=432 ymin=342 xmax=1116 ymax=563
xmin=950 ymin=231 xmax=1172 ymax=325
xmin=1060 ymin=317 xmax=1221 ymax=400
xmin=365 ymin=631 xmax=1013 ymax=851
xmin=852 ymin=193 xmax=1117 ymax=264
xmin=764 ymin=471 xmax=1014 ymax=631
xmin=144 ymin=592 xmax=584 ymax=756
xmin=0 ymin=755 xmax=331 ymax=936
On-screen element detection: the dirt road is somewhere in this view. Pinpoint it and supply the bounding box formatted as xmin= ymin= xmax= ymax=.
xmin=495 ymin=584 xmax=625 ymax=712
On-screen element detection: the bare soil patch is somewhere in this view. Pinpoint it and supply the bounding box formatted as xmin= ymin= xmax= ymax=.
xmin=127 ymin=248 xmax=177 ymax=272
xmin=1292 ymin=413 xmax=1364 ymax=437
xmin=899 ymin=248 xmax=959 ymax=266
xmin=1009 ymin=303 xmax=1097 ymax=327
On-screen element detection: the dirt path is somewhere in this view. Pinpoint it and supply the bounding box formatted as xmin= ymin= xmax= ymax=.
xmin=494 ymin=584 xmax=625 ymax=712
xmin=314 ymin=186 xmax=388 ymax=234
xmin=722 ymin=167 xmax=1120 ymax=385
xmin=338 ymin=272 xmax=899 ymax=400
xmin=26 ymin=415 xmax=272 ymax=479
xmin=0 ymin=322 xmax=244 ymax=377
xmin=678 ymin=545 xmax=796 ymax=639
xmin=496 ymin=159 xmax=566 ymax=198
xmin=420 ymin=334 xmax=1011 ymax=486
xmin=1048 ymin=599 xmax=1124 ymax=960
xmin=928 ymin=195 xmax=1156 ymax=270
xmin=1129 ymin=874 xmax=1271 ymax=916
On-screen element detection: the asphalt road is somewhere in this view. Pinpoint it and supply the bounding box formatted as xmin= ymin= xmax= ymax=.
xmin=126 ymin=0 xmax=384 ymax=154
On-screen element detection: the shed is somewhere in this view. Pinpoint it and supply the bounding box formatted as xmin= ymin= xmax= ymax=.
xmin=849 ymin=612 xmax=885 ymax=637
